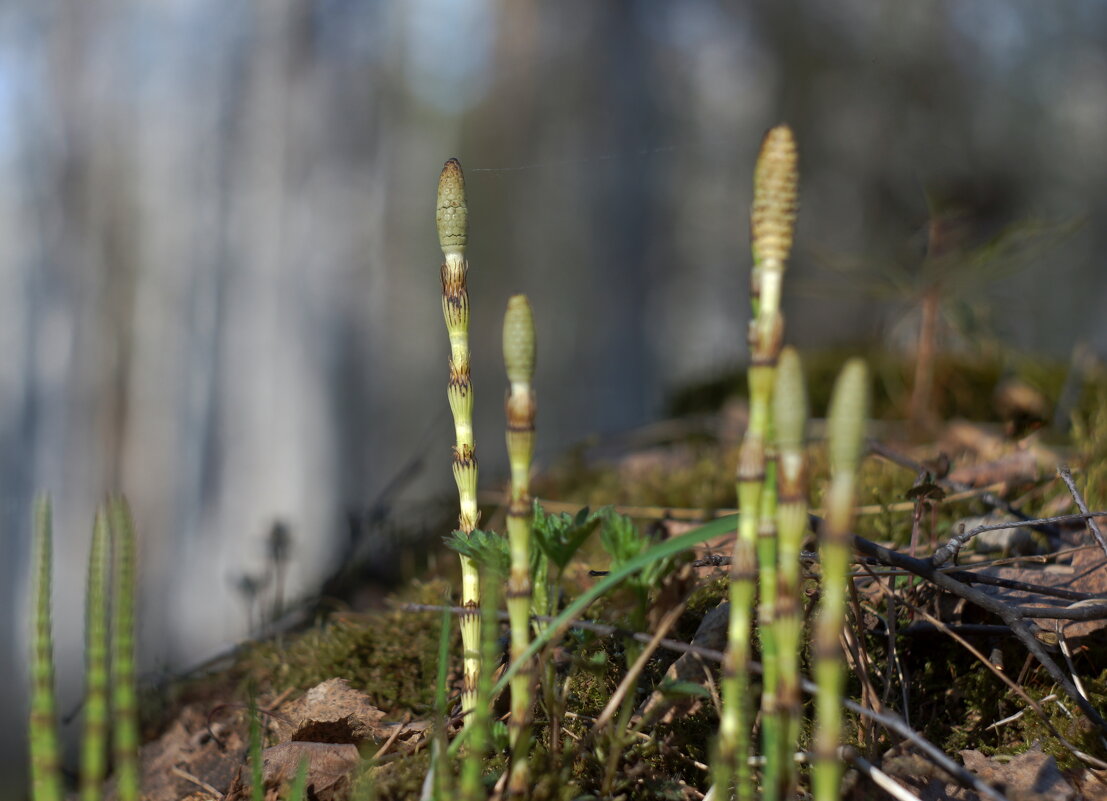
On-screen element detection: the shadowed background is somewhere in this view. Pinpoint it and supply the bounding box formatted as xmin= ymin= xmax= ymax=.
xmin=2 ymin=0 xmax=1105 ymax=792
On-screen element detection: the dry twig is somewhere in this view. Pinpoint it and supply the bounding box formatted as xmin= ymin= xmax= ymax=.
xmin=1058 ymin=464 xmax=1107 ymax=560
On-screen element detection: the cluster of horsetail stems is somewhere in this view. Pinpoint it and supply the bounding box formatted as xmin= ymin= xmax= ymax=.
xmin=437 ymin=157 xmax=482 ymax=719
xmin=503 ymin=293 xmax=537 ymax=795
xmin=814 ymin=360 xmax=870 ymax=801
xmin=716 ymin=124 xmax=798 ymax=801
xmin=30 ymin=495 xmax=140 ymax=801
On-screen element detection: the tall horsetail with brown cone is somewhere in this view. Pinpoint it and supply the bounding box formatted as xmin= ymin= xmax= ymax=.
xmin=715 ymin=125 xmax=798 ymax=801
xmin=814 ymin=359 xmax=869 ymax=801
xmin=772 ymin=347 xmax=808 ymax=798
xmin=503 ymin=294 xmax=537 ymax=795
xmin=437 ymin=158 xmax=482 ymax=719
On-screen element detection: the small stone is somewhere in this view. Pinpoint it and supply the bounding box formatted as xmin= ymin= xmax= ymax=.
xmin=958 ymin=515 xmax=1041 ymax=557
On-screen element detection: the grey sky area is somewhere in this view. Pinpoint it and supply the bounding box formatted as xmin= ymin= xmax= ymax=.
xmin=2 ymin=1 xmax=1105 ymax=793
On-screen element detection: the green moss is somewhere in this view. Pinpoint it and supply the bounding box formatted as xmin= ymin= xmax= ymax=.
xmin=538 ymin=442 xmax=740 ymax=512
xmin=668 ymin=348 xmax=1058 ymax=422
xmin=242 ymin=580 xmax=458 ymax=713
xmin=368 ymin=749 xmax=432 ymax=800
xmin=1008 ymin=668 xmax=1107 ymax=771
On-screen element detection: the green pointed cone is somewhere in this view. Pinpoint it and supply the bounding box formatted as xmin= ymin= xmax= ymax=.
xmin=437 ymin=158 xmax=468 ymax=255
xmin=751 ymin=125 xmax=799 ymax=266
xmin=773 ymin=346 xmax=807 ymax=453
xmin=827 ymin=359 xmax=870 ymax=477
xmin=503 ymin=295 xmax=536 ymax=386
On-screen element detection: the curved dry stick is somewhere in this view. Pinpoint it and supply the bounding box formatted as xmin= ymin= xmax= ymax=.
xmin=1058 ymin=464 xmax=1107 ymax=560
xmin=931 ymin=511 xmax=1107 ymax=568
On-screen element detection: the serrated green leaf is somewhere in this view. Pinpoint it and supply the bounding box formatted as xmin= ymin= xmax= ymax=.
xmin=444 ymin=529 xmax=510 ymax=576
xmin=532 ymin=500 xmax=603 ymax=571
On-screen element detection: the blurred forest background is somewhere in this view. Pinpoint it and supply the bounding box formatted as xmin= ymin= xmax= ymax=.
xmin=2 ymin=0 xmax=1106 ymax=791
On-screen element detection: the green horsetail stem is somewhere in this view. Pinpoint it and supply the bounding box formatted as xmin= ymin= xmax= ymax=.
xmin=716 ymin=124 xmax=798 ymax=801
xmin=756 ymin=454 xmax=782 ymax=801
xmin=80 ymin=509 xmax=112 ymax=801
xmin=752 ymin=125 xmax=798 ymax=801
xmin=460 ymin=571 xmax=502 ymax=801
xmin=502 ymin=294 xmax=536 ymax=797
xmin=30 ymin=496 xmax=62 ymax=801
xmin=772 ymin=347 xmax=809 ymax=799
xmin=813 ymin=360 xmax=869 ymax=801
xmin=438 ymin=157 xmax=482 ymax=719
xmin=109 ymin=497 xmax=139 ymax=801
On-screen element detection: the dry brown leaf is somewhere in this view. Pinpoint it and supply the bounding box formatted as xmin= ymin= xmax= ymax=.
xmin=261 ymin=741 xmax=361 ymax=798
xmin=125 ymin=704 xmax=247 ymax=801
xmin=276 ymin=678 xmax=387 ymax=742
xmin=272 ymin=678 xmax=431 ymax=758
xmin=960 ymin=747 xmax=1076 ymax=801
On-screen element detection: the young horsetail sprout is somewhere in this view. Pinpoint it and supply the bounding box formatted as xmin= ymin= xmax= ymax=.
xmin=109 ymin=497 xmax=140 ymax=801
xmin=30 ymin=495 xmax=62 ymax=801
xmin=813 ymin=359 xmax=870 ymax=801
xmin=80 ymin=510 xmax=112 ymax=801
xmin=716 ymin=123 xmax=798 ymax=801
xmin=771 ymin=347 xmax=809 ymax=798
xmin=437 ymin=157 xmax=482 ymax=720
xmin=503 ymin=294 xmax=537 ymax=796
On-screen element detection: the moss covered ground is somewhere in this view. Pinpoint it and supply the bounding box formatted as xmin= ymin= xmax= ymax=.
xmin=129 ymin=348 xmax=1107 ymax=799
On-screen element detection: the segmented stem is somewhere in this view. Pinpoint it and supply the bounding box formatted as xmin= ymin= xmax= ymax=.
xmin=30 ymin=495 xmax=62 ymax=801
xmin=460 ymin=574 xmax=500 ymax=801
xmin=772 ymin=347 xmax=809 ymax=798
xmin=813 ymin=360 xmax=869 ymax=801
xmin=80 ymin=509 xmax=112 ymax=801
xmin=503 ymin=294 xmax=537 ymax=797
xmin=438 ymin=158 xmax=482 ymax=719
xmin=109 ymin=497 xmax=140 ymax=801
xmin=757 ymin=455 xmax=781 ymax=801
xmin=717 ymin=124 xmax=798 ymax=801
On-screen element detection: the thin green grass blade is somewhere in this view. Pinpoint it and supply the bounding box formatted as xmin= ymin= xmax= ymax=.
xmin=432 ymin=606 xmax=454 ymax=799
xmin=108 ymin=497 xmax=139 ymax=801
xmin=248 ymin=697 xmax=264 ymax=801
xmin=80 ymin=508 xmax=112 ymax=801
xmin=30 ymin=495 xmax=62 ymax=801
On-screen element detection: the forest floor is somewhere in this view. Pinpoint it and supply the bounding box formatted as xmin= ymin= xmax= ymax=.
xmin=125 ymin=350 xmax=1107 ymax=801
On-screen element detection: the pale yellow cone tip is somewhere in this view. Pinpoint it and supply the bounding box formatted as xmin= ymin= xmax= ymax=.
xmin=503 ymin=294 xmax=536 ymax=385
xmin=827 ymin=358 xmax=870 ymax=476
xmin=437 ymin=158 xmax=468 ymax=254
xmin=752 ymin=125 xmax=799 ymax=265
xmin=773 ymin=346 xmax=808 ymax=451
